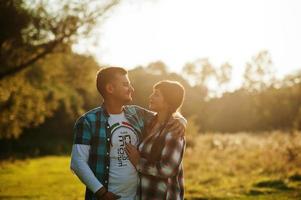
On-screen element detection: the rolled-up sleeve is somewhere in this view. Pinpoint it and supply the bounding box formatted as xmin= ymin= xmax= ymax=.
xmin=71 ymin=116 xmax=103 ymax=193
xmin=73 ymin=116 xmax=92 ymax=145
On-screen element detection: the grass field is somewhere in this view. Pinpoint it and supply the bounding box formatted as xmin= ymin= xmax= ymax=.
xmin=184 ymin=131 xmax=301 ymax=199
xmin=1 ymin=131 xmax=301 ymax=200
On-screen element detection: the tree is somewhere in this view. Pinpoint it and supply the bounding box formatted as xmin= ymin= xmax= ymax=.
xmin=0 ymin=49 xmax=100 ymax=138
xmin=0 ymin=0 xmax=119 ymax=80
xmin=183 ymin=58 xmax=216 ymax=86
xmin=216 ymin=62 xmax=232 ymax=87
xmin=146 ymin=61 xmax=168 ymax=75
xmin=243 ymin=50 xmax=276 ymax=92
xmin=182 ymin=58 xmax=232 ymax=97
xmin=0 ymin=0 xmax=121 ymax=138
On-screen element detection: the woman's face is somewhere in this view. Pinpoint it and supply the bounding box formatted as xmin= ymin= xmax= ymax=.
xmin=149 ymin=88 xmax=168 ymax=112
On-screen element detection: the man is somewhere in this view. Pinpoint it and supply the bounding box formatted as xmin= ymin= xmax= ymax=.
xmin=70 ymin=67 xmax=185 ymax=200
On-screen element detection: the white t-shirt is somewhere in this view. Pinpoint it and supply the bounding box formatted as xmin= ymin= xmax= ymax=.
xmin=107 ymin=112 xmax=139 ymax=200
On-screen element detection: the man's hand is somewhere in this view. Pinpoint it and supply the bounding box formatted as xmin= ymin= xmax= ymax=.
xmin=168 ymin=117 xmax=186 ymax=137
xmin=102 ymin=192 xmax=121 ymax=200
xmin=95 ymin=187 xmax=121 ymax=200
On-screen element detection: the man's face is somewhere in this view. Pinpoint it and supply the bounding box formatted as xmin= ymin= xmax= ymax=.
xmin=108 ymin=74 xmax=134 ymax=104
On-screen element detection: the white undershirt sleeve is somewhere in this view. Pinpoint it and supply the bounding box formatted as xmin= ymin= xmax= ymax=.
xmin=70 ymin=144 xmax=103 ymax=193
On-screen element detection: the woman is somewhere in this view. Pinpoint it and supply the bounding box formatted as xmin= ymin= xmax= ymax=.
xmin=126 ymin=80 xmax=186 ymax=200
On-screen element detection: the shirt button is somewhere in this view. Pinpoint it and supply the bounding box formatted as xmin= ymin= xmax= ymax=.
xmin=106 ymin=166 xmax=109 ymax=169
xmin=105 ymin=180 xmax=108 ymax=183
xmin=106 ymin=152 xmax=109 ymax=155
xmin=106 ymin=125 xmax=110 ymax=128
xmin=107 ymin=138 xmax=110 ymax=141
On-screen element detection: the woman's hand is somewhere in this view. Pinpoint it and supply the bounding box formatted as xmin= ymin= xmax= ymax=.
xmin=125 ymin=143 xmax=140 ymax=168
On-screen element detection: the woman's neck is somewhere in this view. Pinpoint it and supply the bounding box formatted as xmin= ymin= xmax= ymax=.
xmin=157 ymin=110 xmax=170 ymax=125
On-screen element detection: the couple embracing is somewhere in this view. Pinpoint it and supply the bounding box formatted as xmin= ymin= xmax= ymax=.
xmin=70 ymin=67 xmax=186 ymax=200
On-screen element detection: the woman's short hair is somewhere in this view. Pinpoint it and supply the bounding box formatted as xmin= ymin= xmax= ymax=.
xmin=154 ymin=80 xmax=185 ymax=113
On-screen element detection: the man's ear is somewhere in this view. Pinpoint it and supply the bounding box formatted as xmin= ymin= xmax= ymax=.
xmin=106 ymin=83 xmax=114 ymax=95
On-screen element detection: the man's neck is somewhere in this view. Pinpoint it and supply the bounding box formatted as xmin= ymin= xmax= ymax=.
xmin=103 ymin=99 xmax=124 ymax=114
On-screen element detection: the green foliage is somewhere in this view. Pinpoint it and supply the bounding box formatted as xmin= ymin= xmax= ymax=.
xmin=197 ymin=51 xmax=301 ymax=132
xmin=201 ymin=90 xmax=258 ymax=132
xmin=0 ymin=51 xmax=100 ymax=138
xmin=1 ymin=49 xmax=300 ymax=140
xmin=1 ymin=2 xmax=301 ymax=143
xmin=0 ymin=0 xmax=116 ymax=139
xmin=0 ymin=0 xmax=119 ymax=79
xmin=201 ymin=81 xmax=301 ymax=132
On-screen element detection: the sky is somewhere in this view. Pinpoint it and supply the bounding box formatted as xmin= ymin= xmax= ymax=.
xmin=73 ymin=0 xmax=301 ymax=90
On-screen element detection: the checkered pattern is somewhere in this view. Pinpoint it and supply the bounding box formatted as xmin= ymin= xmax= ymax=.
xmin=73 ymin=105 xmax=154 ymax=200
xmin=136 ymin=118 xmax=186 ymax=200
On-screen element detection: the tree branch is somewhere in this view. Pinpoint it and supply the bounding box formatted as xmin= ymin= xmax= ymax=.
xmin=0 ymin=0 xmax=120 ymax=80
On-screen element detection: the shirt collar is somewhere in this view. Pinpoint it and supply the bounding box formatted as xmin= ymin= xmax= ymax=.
xmin=100 ymin=103 xmax=110 ymax=118
xmin=101 ymin=103 xmax=133 ymax=118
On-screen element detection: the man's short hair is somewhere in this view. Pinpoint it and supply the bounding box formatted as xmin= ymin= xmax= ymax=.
xmin=96 ymin=67 xmax=127 ymax=98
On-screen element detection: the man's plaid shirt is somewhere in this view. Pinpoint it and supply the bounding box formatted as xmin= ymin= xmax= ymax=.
xmin=136 ymin=117 xmax=186 ymax=200
xmin=73 ymin=105 xmax=154 ymax=200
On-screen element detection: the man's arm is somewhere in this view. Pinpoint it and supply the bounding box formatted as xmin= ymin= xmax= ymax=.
xmin=133 ymin=105 xmax=187 ymax=136
xmin=134 ymin=105 xmax=186 ymax=125
xmin=173 ymin=112 xmax=187 ymax=125
xmin=70 ymin=144 xmax=103 ymax=193
xmin=134 ymin=105 xmax=155 ymax=124
xmin=71 ymin=116 xmax=105 ymax=197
